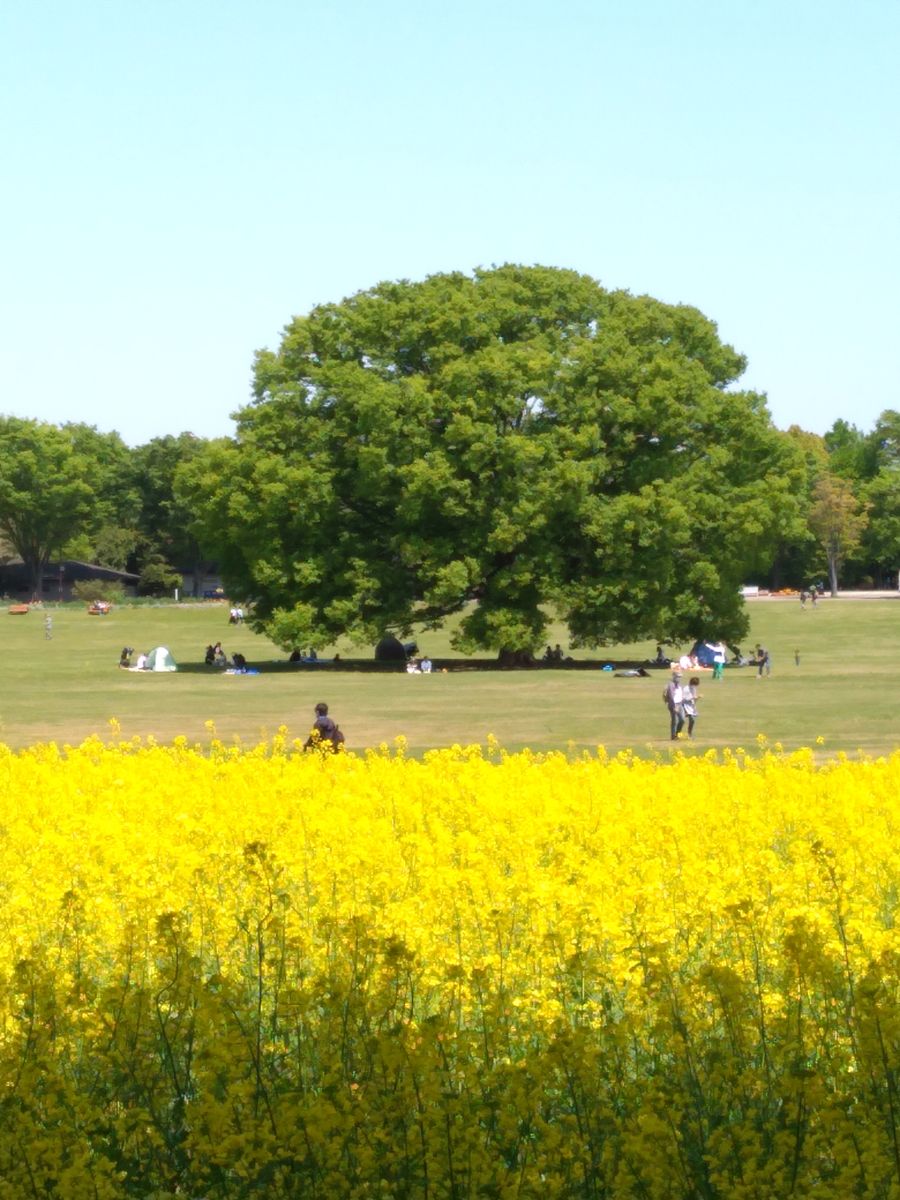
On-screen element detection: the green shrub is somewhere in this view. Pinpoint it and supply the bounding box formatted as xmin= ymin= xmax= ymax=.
xmin=138 ymin=556 xmax=183 ymax=597
xmin=71 ymin=579 xmax=126 ymax=604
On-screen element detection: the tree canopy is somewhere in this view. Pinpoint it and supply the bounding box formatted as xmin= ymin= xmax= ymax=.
xmin=813 ymin=410 xmax=900 ymax=589
xmin=0 ymin=418 xmax=99 ymax=595
xmin=179 ymin=265 xmax=807 ymax=653
xmin=133 ymin=434 xmax=213 ymax=594
xmin=808 ymin=474 xmax=870 ymax=595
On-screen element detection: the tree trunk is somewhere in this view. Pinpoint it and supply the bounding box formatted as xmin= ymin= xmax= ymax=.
xmin=191 ymin=556 xmax=203 ymax=598
xmin=28 ymin=557 xmax=45 ymax=601
xmin=497 ymin=648 xmax=536 ymax=668
xmin=828 ymin=553 xmax=839 ymax=597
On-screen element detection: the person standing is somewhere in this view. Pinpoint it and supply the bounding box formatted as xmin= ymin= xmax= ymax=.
xmin=44 ymin=613 xmax=52 ymax=640
xmin=712 ymin=642 xmax=727 ymax=681
xmin=755 ymin=644 xmax=771 ymax=678
xmin=663 ymin=671 xmax=685 ymax=740
xmin=682 ymin=677 xmax=700 ymax=737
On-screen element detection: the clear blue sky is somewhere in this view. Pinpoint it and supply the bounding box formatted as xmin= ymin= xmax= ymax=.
xmin=2 ymin=0 xmax=897 ymax=446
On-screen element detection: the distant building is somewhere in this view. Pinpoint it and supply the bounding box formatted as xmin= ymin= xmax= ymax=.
xmin=0 ymin=559 xmax=140 ymax=601
xmin=179 ymin=567 xmax=225 ymax=599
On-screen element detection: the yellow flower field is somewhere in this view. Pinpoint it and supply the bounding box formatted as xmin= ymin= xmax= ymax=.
xmin=2 ymin=733 xmax=900 ymax=1197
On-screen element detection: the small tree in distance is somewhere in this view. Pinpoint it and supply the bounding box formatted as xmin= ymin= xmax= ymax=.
xmin=808 ymin=474 xmax=870 ymax=595
xmin=137 ymin=555 xmax=183 ymax=598
xmin=0 ymin=418 xmax=96 ymax=596
xmin=72 ymin=579 xmax=125 ymax=605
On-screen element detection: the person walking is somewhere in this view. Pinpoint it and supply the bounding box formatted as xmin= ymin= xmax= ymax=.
xmin=304 ymin=701 xmax=346 ymax=752
xmin=44 ymin=613 xmax=53 ymax=640
xmin=663 ymin=671 xmax=685 ymax=740
xmin=682 ymin=676 xmax=700 ymax=738
xmin=755 ymin=644 xmax=771 ymax=678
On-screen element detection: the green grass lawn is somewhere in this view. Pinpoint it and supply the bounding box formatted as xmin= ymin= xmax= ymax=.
xmin=1 ymin=597 xmax=897 ymax=757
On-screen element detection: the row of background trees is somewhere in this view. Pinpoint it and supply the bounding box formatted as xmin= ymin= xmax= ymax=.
xmin=0 ymin=406 xmax=891 ymax=623
xmin=0 ymin=422 xmax=210 ymax=598
xmin=767 ymin=413 xmax=900 ymax=596
xmin=0 ymin=266 xmax=896 ymax=653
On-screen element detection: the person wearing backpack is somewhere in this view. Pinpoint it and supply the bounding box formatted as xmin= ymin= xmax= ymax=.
xmin=304 ymin=701 xmax=346 ymax=752
xmin=663 ymin=671 xmax=685 ymax=740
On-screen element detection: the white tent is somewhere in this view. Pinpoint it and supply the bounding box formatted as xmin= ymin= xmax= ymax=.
xmin=145 ymin=646 xmax=177 ymax=672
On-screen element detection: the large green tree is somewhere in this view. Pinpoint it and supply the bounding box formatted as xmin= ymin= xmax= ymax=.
xmin=823 ymin=418 xmax=878 ymax=481
xmin=0 ymin=418 xmax=98 ymax=594
xmin=181 ymin=265 xmax=805 ymax=654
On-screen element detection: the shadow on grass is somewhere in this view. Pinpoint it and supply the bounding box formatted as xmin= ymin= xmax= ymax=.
xmin=174 ymin=660 xmax=403 ymax=676
xmin=172 ymin=658 xmax=669 ymax=675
